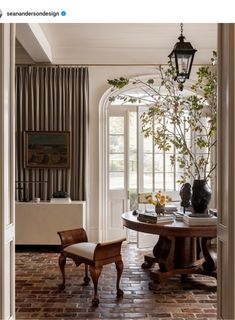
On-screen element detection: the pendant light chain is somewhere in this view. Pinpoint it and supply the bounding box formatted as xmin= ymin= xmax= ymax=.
xmin=180 ymin=23 xmax=183 ymax=36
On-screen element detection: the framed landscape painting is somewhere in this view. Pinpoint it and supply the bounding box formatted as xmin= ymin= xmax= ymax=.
xmin=24 ymin=131 xmax=70 ymax=168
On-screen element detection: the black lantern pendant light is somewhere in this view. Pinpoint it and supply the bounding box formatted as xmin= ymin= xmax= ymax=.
xmin=169 ymin=23 xmax=197 ymax=90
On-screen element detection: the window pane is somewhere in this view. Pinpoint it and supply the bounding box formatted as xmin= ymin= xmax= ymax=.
xmin=196 ymin=144 xmax=208 ymax=154
xmin=185 ymin=125 xmax=191 ymax=140
xmin=129 ymin=112 xmax=137 ymax=191
xmin=176 ymin=172 xmax=185 ymax=185
xmin=165 ymin=120 xmax=174 ymax=134
xmin=109 ymin=154 xmax=124 ymax=171
xmin=109 ymin=135 xmax=124 ymax=153
xmin=129 ymin=172 xmax=137 ymax=189
xmin=144 ymin=154 xmax=153 ymax=172
xmin=109 ymin=172 xmax=124 ymax=189
xmin=154 ymin=144 xmax=162 ymax=153
xmin=155 ymin=154 xmax=163 ymax=172
xmin=176 ymin=158 xmax=185 ymax=173
xmin=165 ymin=144 xmax=174 ymax=153
xmin=109 ymin=117 xmax=124 ymax=134
xmin=143 ymin=135 xmax=153 ymax=153
xmin=165 ymin=173 xmax=174 ymax=189
xmin=165 ymin=154 xmax=174 ymax=172
xmin=176 ymin=180 xmax=182 ymax=191
xmin=129 ymin=112 xmax=137 ymax=152
xmin=155 ymin=173 xmax=163 ymax=190
xmin=129 ymin=153 xmax=137 ymax=172
xmin=143 ymin=173 xmax=153 ymax=191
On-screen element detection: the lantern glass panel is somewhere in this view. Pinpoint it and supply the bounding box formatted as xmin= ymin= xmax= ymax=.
xmin=177 ymin=53 xmax=192 ymax=75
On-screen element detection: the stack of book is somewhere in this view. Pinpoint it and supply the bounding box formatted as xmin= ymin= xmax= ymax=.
xmin=173 ymin=212 xmax=185 ymax=221
xmin=137 ymin=212 xmax=174 ymax=224
xmin=183 ymin=214 xmax=217 ymax=226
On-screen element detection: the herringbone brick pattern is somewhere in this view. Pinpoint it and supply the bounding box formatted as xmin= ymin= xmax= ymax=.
xmin=16 ymin=243 xmax=217 ymax=319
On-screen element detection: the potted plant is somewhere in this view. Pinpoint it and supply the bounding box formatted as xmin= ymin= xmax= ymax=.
xmin=145 ymin=191 xmax=172 ymax=215
xmin=108 ymin=53 xmax=217 ymax=214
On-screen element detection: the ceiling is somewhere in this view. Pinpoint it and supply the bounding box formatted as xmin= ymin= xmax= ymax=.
xmin=16 ymin=23 xmax=217 ymax=65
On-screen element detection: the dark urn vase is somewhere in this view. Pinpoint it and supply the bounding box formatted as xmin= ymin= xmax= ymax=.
xmin=191 ymin=179 xmax=212 ymax=214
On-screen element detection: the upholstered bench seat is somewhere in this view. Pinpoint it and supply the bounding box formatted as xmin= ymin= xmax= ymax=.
xmin=64 ymin=242 xmax=97 ymax=260
xmin=57 ymin=228 xmax=125 ymax=306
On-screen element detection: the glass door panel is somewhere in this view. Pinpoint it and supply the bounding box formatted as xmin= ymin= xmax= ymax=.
xmin=129 ymin=111 xmax=137 ymax=210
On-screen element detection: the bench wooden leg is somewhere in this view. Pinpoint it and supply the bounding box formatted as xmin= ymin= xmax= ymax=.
xmin=89 ymin=266 xmax=102 ymax=306
xmin=115 ymin=260 xmax=124 ymax=297
xmin=58 ymin=253 xmax=66 ymax=290
xmin=83 ymin=264 xmax=90 ymax=285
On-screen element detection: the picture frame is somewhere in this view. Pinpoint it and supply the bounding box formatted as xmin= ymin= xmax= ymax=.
xmin=24 ymin=131 xmax=70 ymax=168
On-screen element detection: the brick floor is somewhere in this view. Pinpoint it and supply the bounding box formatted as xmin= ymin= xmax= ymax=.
xmin=16 ymin=243 xmax=217 ymax=319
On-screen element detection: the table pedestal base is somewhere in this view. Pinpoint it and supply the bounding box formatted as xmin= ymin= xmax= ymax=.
xmin=141 ymin=235 xmax=217 ymax=289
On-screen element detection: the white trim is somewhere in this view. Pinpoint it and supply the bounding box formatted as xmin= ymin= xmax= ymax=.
xmin=5 ymin=224 xmax=15 ymax=244
xmin=99 ymin=89 xmax=110 ymax=241
xmin=16 ymin=23 xmax=52 ymax=63
xmin=0 ymin=23 xmax=15 ymax=320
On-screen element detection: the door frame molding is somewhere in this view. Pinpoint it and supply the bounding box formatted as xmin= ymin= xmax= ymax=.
xmin=99 ymin=87 xmax=111 ymax=241
xmin=0 ymin=23 xmax=16 ymax=320
xmin=217 ymin=23 xmax=235 ymax=319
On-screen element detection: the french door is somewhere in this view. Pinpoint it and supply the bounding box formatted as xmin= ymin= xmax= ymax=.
xmin=107 ymin=106 xmax=137 ymax=240
xmin=106 ymin=105 xmax=181 ymax=242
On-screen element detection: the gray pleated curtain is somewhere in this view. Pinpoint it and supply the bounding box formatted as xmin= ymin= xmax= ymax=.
xmin=15 ymin=66 xmax=89 ymax=201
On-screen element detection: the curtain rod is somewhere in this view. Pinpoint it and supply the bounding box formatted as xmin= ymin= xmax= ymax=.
xmin=15 ymin=63 xmax=210 ymax=67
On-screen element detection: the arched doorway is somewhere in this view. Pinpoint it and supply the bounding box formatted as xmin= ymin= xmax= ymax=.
xmin=99 ymin=76 xmax=214 ymax=242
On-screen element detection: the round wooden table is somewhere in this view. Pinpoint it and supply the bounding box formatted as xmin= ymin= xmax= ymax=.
xmin=122 ymin=212 xmax=217 ymax=288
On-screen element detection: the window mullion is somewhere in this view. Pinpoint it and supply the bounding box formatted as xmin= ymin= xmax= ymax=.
xmin=152 ymin=116 xmax=155 ymax=193
xmin=137 ymin=107 xmax=143 ymax=193
xmin=163 ymin=116 xmax=166 ymax=191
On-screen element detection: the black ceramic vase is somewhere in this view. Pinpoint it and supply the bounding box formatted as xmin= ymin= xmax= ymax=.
xmin=191 ymin=179 xmax=212 ymax=214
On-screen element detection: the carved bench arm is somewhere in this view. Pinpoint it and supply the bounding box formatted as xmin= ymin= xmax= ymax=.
xmin=57 ymin=228 xmax=88 ymax=249
xmin=94 ymin=238 xmax=126 ymax=260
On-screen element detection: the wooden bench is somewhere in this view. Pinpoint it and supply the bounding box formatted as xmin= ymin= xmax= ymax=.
xmin=57 ymin=228 xmax=125 ymax=306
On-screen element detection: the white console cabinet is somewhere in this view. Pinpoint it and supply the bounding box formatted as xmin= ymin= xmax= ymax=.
xmin=16 ymin=201 xmax=86 ymax=245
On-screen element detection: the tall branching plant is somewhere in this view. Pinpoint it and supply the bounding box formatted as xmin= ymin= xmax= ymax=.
xmin=108 ymin=52 xmax=217 ymax=184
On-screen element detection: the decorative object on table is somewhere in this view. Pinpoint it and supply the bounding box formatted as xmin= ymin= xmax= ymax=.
xmin=179 ymin=183 xmax=192 ymax=213
xmin=209 ymin=208 xmax=217 ymax=216
xmin=145 ymin=191 xmax=172 ymax=216
xmin=24 ymin=131 xmax=70 ymax=168
xmin=51 ymin=190 xmax=71 ymax=203
xmin=52 ymin=191 xmax=69 ymax=198
xmin=191 ymin=179 xmax=212 ymax=214
xmin=132 ymin=209 xmax=138 ymax=216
